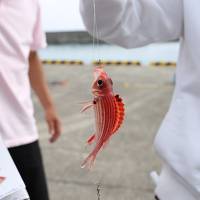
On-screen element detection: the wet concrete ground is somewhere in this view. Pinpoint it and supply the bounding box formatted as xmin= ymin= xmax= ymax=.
xmin=33 ymin=65 xmax=175 ymax=200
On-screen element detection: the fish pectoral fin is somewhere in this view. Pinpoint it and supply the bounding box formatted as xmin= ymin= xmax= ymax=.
xmin=80 ymin=101 xmax=94 ymax=113
xmin=87 ymin=134 xmax=96 ymax=145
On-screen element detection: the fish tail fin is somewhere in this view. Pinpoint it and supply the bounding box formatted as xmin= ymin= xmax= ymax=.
xmin=81 ymin=154 xmax=96 ymax=169
xmin=81 ymin=142 xmax=103 ymax=169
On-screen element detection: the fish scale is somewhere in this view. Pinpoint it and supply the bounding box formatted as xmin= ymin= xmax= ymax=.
xmin=97 ymin=96 xmax=115 ymax=142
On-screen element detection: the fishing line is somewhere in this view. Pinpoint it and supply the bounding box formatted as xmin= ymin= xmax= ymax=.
xmin=92 ymin=0 xmax=101 ymax=65
xmin=92 ymin=1 xmax=104 ymax=199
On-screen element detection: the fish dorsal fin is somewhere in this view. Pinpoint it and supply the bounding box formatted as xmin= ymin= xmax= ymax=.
xmin=112 ymin=94 xmax=125 ymax=134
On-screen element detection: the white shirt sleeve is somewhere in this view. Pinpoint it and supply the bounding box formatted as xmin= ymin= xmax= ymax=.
xmin=30 ymin=1 xmax=47 ymax=51
xmin=80 ymin=0 xmax=183 ymax=48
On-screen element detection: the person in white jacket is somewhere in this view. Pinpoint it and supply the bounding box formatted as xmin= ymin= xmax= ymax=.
xmin=80 ymin=1 xmax=200 ymax=200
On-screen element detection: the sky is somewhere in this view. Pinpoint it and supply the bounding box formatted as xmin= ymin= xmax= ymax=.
xmin=40 ymin=0 xmax=85 ymax=32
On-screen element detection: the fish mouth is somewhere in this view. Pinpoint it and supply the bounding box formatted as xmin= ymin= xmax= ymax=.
xmin=94 ymin=67 xmax=108 ymax=80
xmin=92 ymin=89 xmax=104 ymax=96
xmin=92 ymin=89 xmax=113 ymax=97
xmin=94 ymin=69 xmax=101 ymax=80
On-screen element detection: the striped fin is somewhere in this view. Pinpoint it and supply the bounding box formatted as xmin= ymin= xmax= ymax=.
xmin=112 ymin=94 xmax=125 ymax=134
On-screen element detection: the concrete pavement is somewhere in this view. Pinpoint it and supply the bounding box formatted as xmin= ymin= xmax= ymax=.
xmin=33 ymin=65 xmax=175 ymax=200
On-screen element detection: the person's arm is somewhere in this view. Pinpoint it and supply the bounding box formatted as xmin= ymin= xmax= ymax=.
xmin=80 ymin=0 xmax=183 ymax=48
xmin=29 ymin=51 xmax=61 ymax=143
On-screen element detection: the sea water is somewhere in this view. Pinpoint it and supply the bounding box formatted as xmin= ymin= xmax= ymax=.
xmin=39 ymin=42 xmax=179 ymax=65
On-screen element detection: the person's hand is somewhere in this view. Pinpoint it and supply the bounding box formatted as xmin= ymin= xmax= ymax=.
xmin=45 ymin=106 xmax=62 ymax=143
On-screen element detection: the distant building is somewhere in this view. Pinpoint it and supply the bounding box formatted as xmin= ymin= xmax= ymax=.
xmin=40 ymin=0 xmax=100 ymax=43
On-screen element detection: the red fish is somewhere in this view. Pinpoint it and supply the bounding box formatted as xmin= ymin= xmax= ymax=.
xmin=81 ymin=66 xmax=125 ymax=169
xmin=0 ymin=176 xmax=6 ymax=184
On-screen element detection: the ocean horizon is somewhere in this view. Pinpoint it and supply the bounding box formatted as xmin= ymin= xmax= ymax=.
xmin=39 ymin=42 xmax=179 ymax=64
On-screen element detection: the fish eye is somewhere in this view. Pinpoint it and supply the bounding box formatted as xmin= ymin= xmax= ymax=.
xmin=97 ymin=79 xmax=103 ymax=87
